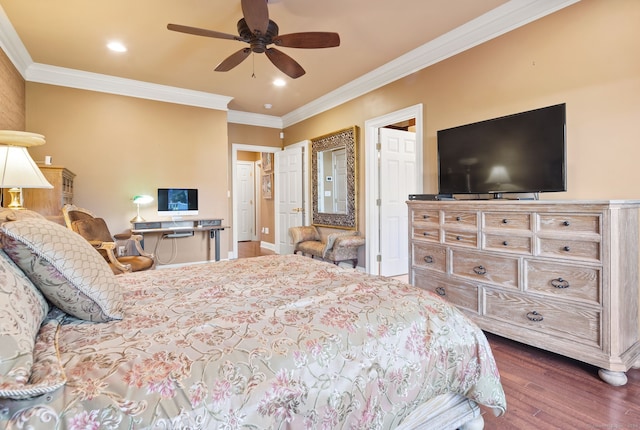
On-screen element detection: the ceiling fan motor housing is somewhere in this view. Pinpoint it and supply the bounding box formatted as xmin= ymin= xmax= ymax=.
xmin=237 ymin=18 xmax=279 ymax=53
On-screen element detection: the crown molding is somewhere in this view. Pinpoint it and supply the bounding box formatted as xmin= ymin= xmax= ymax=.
xmin=0 ymin=4 xmax=31 ymax=76
xmin=227 ymin=110 xmax=283 ymax=129
xmin=281 ymin=0 xmax=580 ymax=127
xmin=26 ymin=63 xmax=233 ymax=111
xmin=0 ymin=0 xmax=579 ymax=127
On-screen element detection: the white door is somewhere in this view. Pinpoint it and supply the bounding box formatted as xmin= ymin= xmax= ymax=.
xmin=379 ymin=128 xmax=418 ymax=276
xmin=236 ymin=161 xmax=255 ymax=242
xmin=275 ymin=145 xmax=305 ymax=254
xmin=333 ymin=149 xmax=347 ymax=213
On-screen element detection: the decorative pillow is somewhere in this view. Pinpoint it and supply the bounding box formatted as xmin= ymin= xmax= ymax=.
xmin=1 ymin=218 xmax=124 ymax=322
xmin=0 ymin=312 xmax=67 ymax=399
xmin=0 ymin=249 xmax=49 ymax=395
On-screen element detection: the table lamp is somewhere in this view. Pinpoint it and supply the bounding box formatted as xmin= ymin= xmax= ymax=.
xmin=0 ymin=130 xmax=53 ymax=210
xmin=131 ymin=194 xmax=154 ymax=223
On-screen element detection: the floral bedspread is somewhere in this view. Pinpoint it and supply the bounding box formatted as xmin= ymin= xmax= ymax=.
xmin=0 ymin=254 xmax=505 ymax=429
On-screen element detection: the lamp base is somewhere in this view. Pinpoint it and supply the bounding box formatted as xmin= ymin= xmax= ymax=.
xmin=130 ymin=215 xmax=146 ymax=223
xmin=7 ymin=188 xmax=25 ymax=210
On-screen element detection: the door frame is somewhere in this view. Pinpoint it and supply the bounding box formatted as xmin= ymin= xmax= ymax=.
xmin=231 ymin=143 xmax=280 ymax=259
xmin=364 ymin=104 xmax=424 ymax=274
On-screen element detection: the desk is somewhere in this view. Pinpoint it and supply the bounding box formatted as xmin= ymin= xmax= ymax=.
xmin=132 ymin=219 xmax=228 ymax=262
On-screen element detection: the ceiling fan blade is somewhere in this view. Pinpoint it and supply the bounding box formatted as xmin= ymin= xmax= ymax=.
xmin=167 ymin=23 xmax=240 ymax=41
xmin=274 ymin=32 xmax=340 ymax=49
xmin=241 ymin=0 xmax=269 ymax=35
xmin=215 ymin=48 xmax=252 ymax=72
xmin=265 ymin=48 xmax=305 ymax=79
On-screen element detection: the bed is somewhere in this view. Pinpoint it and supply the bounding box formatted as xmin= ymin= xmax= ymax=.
xmin=0 ymin=213 xmax=506 ymax=429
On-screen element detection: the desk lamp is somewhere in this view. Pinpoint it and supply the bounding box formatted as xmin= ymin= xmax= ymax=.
xmin=0 ymin=131 xmax=53 ymax=209
xmin=131 ymin=194 xmax=154 ymax=223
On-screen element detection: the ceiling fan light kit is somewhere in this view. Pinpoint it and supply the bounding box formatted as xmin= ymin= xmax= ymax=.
xmin=167 ymin=0 xmax=340 ymax=79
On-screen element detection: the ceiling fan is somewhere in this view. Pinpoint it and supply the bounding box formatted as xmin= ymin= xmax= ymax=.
xmin=167 ymin=0 xmax=340 ymax=79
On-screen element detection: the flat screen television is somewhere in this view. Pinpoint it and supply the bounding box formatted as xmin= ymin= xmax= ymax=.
xmin=437 ymin=103 xmax=566 ymax=197
xmin=157 ymin=188 xmax=199 ymax=217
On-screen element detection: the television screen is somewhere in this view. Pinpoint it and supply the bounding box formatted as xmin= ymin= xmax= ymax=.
xmin=157 ymin=188 xmax=198 ymax=216
xmin=437 ymin=103 xmax=566 ymax=196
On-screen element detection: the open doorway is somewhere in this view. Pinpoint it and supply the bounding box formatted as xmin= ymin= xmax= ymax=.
xmin=364 ymin=104 xmax=423 ymax=276
xmin=231 ymin=144 xmax=279 ymax=259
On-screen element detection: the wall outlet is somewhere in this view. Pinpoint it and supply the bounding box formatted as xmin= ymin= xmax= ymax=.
xmin=264 ymin=227 xmax=269 ymax=234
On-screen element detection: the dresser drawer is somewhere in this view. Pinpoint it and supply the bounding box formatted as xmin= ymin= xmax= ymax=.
xmin=443 ymin=229 xmax=478 ymax=248
xmin=443 ymin=211 xmax=477 ymax=228
xmin=537 ymin=237 xmax=601 ymax=262
xmin=483 ymin=212 xmax=532 ymax=231
xmin=538 ymin=213 xmax=601 ymax=235
xmin=413 ymin=270 xmax=479 ymax=312
xmin=412 ymin=209 xmax=440 ymax=224
xmin=412 ymin=243 xmax=447 ymax=273
xmin=483 ymin=233 xmax=532 ymax=255
xmin=525 ymin=260 xmax=600 ymax=304
xmin=413 ymin=225 xmax=440 ymax=242
xmin=451 ymin=249 xmax=519 ymax=289
xmin=483 ymin=289 xmax=601 ymax=346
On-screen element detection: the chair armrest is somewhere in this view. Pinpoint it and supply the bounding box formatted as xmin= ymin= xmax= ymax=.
xmin=129 ymin=234 xmax=155 ymax=259
xmin=322 ymin=232 xmax=362 ymax=258
xmin=89 ymin=240 xmax=132 ymax=273
xmin=289 ymin=226 xmax=320 ymax=245
xmin=333 ymin=235 xmax=366 ymax=249
xmin=113 ymin=231 xmax=155 ymax=260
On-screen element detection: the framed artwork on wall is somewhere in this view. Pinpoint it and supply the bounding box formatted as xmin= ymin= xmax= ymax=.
xmin=261 ymin=152 xmax=273 ymax=173
xmin=262 ymin=173 xmax=273 ymax=199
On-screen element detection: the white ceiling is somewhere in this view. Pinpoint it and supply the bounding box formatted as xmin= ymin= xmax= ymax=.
xmin=0 ymin=0 xmax=578 ymax=127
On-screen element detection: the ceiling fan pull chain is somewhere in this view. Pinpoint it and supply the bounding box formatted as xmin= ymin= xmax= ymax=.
xmin=251 ymin=53 xmax=256 ymax=78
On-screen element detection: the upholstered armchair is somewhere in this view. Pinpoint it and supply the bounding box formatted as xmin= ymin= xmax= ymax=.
xmin=62 ymin=204 xmax=155 ymax=274
xmin=289 ymin=225 xmax=365 ymax=268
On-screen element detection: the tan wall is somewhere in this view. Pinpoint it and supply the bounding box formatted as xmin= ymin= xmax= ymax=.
xmin=228 ymin=123 xmax=281 ymax=244
xmin=0 ymin=48 xmax=25 ymax=130
xmin=25 ymin=83 xmax=230 ymax=264
xmin=284 ymin=0 xmax=640 ymax=237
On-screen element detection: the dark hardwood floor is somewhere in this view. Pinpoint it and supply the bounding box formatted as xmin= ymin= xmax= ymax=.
xmin=237 ymin=243 xmax=640 ymax=428
xmin=237 ymin=241 xmax=274 ymax=259
xmin=481 ymin=333 xmax=640 ymax=429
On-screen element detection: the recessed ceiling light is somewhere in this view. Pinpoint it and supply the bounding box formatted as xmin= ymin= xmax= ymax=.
xmin=107 ymin=41 xmax=127 ymax=53
xmin=264 ymin=103 xmax=273 ymax=109
xmin=273 ymin=78 xmax=286 ymax=87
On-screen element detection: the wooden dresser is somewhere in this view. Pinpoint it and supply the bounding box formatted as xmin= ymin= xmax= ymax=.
xmin=408 ymin=199 xmax=640 ymax=385
xmin=22 ymin=164 xmax=75 ymax=224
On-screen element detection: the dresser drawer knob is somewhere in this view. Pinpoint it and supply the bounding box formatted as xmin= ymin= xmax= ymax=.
xmin=502 ymin=241 xmax=508 ymax=246
xmin=423 ymin=232 xmax=429 ymax=236
xmin=502 ymin=219 xmax=509 ymax=224
xmin=473 ymin=265 xmax=487 ymax=275
xmin=435 ymin=286 xmax=446 ymax=296
xmin=526 ymin=311 xmax=544 ymax=322
xmin=563 ymin=246 xmax=571 ymax=252
xmin=563 ymin=220 xmax=571 ymax=227
xmin=551 ymin=278 xmax=570 ymax=289
xmin=424 ymin=255 xmax=434 ymax=264
xmin=456 ymin=216 xmax=462 ymax=221
xmin=423 ymin=214 xmax=429 ymax=219
xmin=456 ymin=236 xmax=462 ymax=241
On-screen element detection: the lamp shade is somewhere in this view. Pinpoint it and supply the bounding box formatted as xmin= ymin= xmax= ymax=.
xmin=0 ymin=146 xmax=53 ymax=189
xmin=132 ymin=195 xmax=154 ymax=205
xmin=0 ymin=131 xmax=53 ymax=189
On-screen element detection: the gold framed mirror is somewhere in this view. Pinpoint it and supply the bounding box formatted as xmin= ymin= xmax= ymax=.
xmin=311 ymin=126 xmax=358 ymax=229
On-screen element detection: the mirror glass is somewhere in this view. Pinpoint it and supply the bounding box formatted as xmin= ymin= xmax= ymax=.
xmin=311 ymin=126 xmax=357 ymax=229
